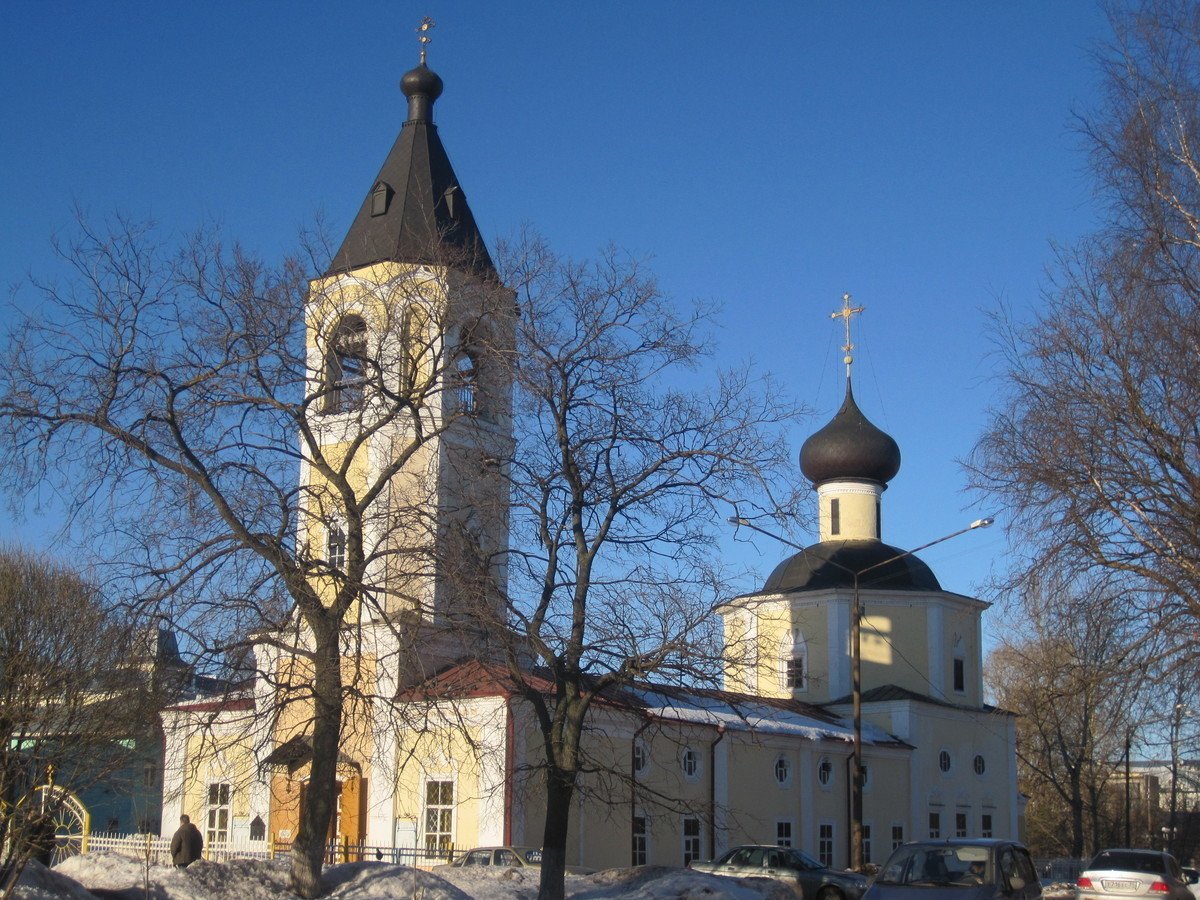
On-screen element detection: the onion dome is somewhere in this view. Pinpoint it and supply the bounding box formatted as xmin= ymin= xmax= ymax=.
xmin=799 ymin=382 xmax=900 ymax=486
xmin=763 ymin=540 xmax=941 ymax=593
xmin=401 ymin=63 xmax=444 ymax=121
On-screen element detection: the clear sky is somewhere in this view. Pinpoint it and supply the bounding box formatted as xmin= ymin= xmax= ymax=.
xmin=0 ymin=2 xmax=1115 ymax=621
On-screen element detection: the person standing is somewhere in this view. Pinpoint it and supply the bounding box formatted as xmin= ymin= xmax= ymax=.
xmin=170 ymin=815 xmax=203 ymax=867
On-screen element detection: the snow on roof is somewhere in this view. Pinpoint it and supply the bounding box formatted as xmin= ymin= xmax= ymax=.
xmin=625 ymin=684 xmax=900 ymax=745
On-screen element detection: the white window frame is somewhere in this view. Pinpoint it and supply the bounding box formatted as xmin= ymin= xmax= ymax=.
xmin=633 ymin=739 xmax=649 ymax=775
xmin=327 ymin=521 xmax=347 ymax=571
xmin=938 ymin=748 xmax=952 ymax=774
xmin=776 ymin=819 xmax=794 ymax=847
xmin=774 ymin=754 xmax=792 ymax=787
xmin=682 ymin=815 xmax=702 ymax=866
xmin=817 ymin=755 xmax=833 ymax=790
xmin=632 ymin=812 xmax=649 ymax=866
xmin=891 ymin=822 xmax=905 ymax=852
xmin=453 ymin=351 xmax=477 ymax=414
xmin=422 ymin=777 xmax=455 ymax=854
xmin=778 ymin=628 xmax=808 ymax=692
xmin=818 ymin=820 xmax=835 ymax=867
xmin=681 ymin=747 xmax=700 ymax=781
xmin=928 ymin=810 xmax=941 ymax=839
xmin=981 ymin=812 xmax=993 ymax=838
xmin=205 ymin=782 xmax=231 ymax=845
xmin=326 ymin=314 xmax=368 ymax=413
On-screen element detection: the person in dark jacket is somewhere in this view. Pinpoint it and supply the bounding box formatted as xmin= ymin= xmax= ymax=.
xmin=170 ymin=815 xmax=203 ymax=867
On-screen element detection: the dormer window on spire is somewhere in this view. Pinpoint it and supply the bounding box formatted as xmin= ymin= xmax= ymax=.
xmin=371 ymin=181 xmax=393 ymax=217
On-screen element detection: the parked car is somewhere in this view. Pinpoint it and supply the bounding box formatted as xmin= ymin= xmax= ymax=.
xmin=1076 ymin=850 xmax=1192 ymax=900
xmin=1182 ymin=868 xmax=1200 ymax=900
xmin=433 ymin=845 xmax=594 ymax=875
xmin=688 ymin=845 xmax=869 ymax=899
xmin=864 ymin=839 xmax=1041 ymax=900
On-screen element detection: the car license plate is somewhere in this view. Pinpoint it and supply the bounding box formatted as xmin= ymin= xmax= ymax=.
xmin=1102 ymin=881 xmax=1138 ymax=891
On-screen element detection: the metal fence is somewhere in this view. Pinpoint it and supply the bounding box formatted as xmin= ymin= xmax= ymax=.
xmin=81 ymin=833 xmax=454 ymax=870
xmin=1033 ymin=858 xmax=1089 ymax=884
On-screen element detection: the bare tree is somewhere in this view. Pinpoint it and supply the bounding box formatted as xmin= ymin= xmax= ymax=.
xmin=985 ymin=577 xmax=1147 ymax=858
xmin=0 ymin=547 xmax=159 ymax=897
xmin=468 ymin=234 xmax=803 ymax=900
xmin=968 ymin=0 xmax=1200 ymax=674
xmin=0 ymin=215 xmax=506 ymax=897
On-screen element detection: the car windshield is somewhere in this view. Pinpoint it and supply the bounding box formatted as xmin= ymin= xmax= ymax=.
xmin=877 ymin=844 xmax=992 ymax=886
xmin=1087 ymin=852 xmax=1166 ymax=874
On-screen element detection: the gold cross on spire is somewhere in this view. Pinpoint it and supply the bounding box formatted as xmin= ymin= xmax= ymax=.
xmin=831 ymin=292 xmax=865 ymax=380
xmin=417 ymin=16 xmax=435 ymax=64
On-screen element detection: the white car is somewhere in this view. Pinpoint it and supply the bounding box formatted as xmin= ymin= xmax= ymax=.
xmin=1181 ymin=868 xmax=1199 ymax=900
xmin=433 ymin=846 xmax=594 ymax=875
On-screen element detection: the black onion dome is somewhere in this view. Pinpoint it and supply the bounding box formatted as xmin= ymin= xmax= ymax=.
xmin=799 ymin=382 xmax=901 ymax=486
xmin=763 ymin=540 xmax=941 ymax=594
xmin=401 ymin=63 xmax=444 ymax=103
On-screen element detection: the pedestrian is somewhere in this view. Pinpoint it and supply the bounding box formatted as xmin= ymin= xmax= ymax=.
xmin=29 ymin=813 xmax=56 ymax=867
xmin=170 ymin=815 xmax=203 ymax=868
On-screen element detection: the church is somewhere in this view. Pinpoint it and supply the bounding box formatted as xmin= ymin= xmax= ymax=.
xmin=158 ymin=49 xmax=1020 ymax=873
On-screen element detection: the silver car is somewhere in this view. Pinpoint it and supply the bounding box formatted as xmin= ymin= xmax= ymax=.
xmin=1076 ymin=849 xmax=1192 ymax=900
xmin=864 ymin=840 xmax=1041 ymax=900
xmin=689 ymin=845 xmax=869 ymax=899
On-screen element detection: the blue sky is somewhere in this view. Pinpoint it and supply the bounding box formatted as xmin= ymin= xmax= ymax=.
xmin=0 ymin=2 xmax=1114 ymax=618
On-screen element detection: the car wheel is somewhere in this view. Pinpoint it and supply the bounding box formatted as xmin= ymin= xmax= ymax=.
xmin=818 ymin=887 xmax=843 ymax=900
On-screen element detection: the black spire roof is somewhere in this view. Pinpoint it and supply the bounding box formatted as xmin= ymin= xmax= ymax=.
xmin=762 ymin=539 xmax=941 ymax=594
xmin=326 ymin=61 xmax=493 ymax=277
xmin=799 ymin=380 xmax=901 ymax=486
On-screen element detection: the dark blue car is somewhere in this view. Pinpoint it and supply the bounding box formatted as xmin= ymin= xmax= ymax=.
xmin=865 ymin=840 xmax=1042 ymax=900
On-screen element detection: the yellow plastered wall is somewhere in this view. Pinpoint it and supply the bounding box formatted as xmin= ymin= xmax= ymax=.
xmin=392 ymin=707 xmax=506 ymax=851
xmin=181 ymin=732 xmax=256 ymax=824
xmin=750 ymin=604 xmax=833 ymax=701
xmin=865 ymin=600 xmax=928 ymax=694
xmin=943 ymin=606 xmax=979 ymax=704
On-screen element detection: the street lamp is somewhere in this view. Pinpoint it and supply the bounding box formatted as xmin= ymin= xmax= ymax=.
xmin=728 ymin=515 xmax=994 ymax=869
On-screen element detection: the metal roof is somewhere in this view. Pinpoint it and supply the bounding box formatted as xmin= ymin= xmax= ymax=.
xmin=326 ymin=62 xmax=493 ymax=277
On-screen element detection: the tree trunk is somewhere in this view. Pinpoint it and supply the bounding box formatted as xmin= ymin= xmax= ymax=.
xmin=537 ymin=765 xmax=576 ymax=900
xmin=289 ymin=626 xmax=343 ymax=899
xmin=1069 ymin=773 xmax=1085 ymax=859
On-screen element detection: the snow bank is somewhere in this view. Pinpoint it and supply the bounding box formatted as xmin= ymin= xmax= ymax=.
xmin=23 ymin=852 xmax=790 ymax=899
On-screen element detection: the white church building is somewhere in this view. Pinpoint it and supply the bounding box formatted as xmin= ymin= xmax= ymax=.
xmin=158 ymin=50 xmax=1021 ymax=874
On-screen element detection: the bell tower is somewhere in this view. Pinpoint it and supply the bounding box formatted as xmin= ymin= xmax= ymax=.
xmin=302 ymin=34 xmax=511 ymax=665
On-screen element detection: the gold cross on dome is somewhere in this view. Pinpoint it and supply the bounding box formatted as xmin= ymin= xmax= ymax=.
xmin=417 ymin=17 xmax=436 ymax=63
xmin=830 ymin=292 xmax=865 ymax=377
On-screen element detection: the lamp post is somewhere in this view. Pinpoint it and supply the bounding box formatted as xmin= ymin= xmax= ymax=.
xmin=728 ymin=515 xmax=994 ymax=869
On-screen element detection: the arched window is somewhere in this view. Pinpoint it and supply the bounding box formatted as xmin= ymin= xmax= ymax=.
xmin=326 ymin=315 xmax=367 ymax=413
xmin=453 ymin=351 xmax=477 ymax=414
xmin=778 ymin=628 xmax=808 ymax=692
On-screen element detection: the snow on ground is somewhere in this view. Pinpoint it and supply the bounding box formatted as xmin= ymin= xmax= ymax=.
xmin=16 ymin=852 xmax=791 ymax=899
